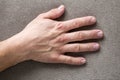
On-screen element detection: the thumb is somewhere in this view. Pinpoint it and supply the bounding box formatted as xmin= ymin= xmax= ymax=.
xmin=38 ymin=5 xmax=65 ymax=19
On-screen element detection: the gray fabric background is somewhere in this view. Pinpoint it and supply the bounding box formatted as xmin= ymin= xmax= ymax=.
xmin=0 ymin=0 xmax=120 ymax=80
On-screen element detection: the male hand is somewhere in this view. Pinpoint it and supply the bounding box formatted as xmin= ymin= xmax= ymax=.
xmin=1 ymin=5 xmax=104 ymax=67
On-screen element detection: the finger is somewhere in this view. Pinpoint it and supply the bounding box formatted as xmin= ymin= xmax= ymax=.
xmin=59 ymin=43 xmax=100 ymax=53
xmin=58 ymin=55 xmax=86 ymax=65
xmin=58 ymin=16 xmax=96 ymax=32
xmin=55 ymin=30 xmax=103 ymax=43
xmin=38 ymin=5 xmax=65 ymax=19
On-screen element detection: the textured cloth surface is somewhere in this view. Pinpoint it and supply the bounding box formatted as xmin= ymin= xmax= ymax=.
xmin=0 ymin=0 xmax=120 ymax=80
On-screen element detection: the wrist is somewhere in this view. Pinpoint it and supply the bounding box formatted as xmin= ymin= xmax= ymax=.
xmin=0 ymin=35 xmax=28 ymax=70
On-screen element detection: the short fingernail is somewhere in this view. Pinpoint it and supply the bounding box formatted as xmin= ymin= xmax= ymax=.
xmin=81 ymin=58 xmax=86 ymax=64
xmin=58 ymin=5 xmax=64 ymax=10
xmin=97 ymin=31 xmax=103 ymax=38
xmin=93 ymin=43 xmax=99 ymax=50
xmin=90 ymin=17 xmax=96 ymax=23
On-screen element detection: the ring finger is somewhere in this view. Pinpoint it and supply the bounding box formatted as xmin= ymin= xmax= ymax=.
xmin=58 ymin=43 xmax=100 ymax=53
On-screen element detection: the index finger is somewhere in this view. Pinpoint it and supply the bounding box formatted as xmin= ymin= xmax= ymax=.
xmin=60 ymin=16 xmax=96 ymax=32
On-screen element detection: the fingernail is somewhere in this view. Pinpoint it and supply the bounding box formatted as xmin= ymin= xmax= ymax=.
xmin=93 ymin=43 xmax=99 ymax=50
xmin=97 ymin=31 xmax=103 ymax=38
xmin=58 ymin=5 xmax=64 ymax=10
xmin=81 ymin=58 xmax=86 ymax=64
xmin=90 ymin=17 xmax=96 ymax=23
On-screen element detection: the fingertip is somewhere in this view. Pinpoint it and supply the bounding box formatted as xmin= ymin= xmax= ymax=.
xmin=91 ymin=16 xmax=96 ymax=23
xmin=38 ymin=5 xmax=65 ymax=19
xmin=97 ymin=30 xmax=104 ymax=38
xmin=50 ymin=5 xmax=65 ymax=19
xmin=87 ymin=16 xmax=96 ymax=23
xmin=58 ymin=5 xmax=65 ymax=10
xmin=73 ymin=57 xmax=87 ymax=65
xmin=57 ymin=5 xmax=65 ymax=16
xmin=93 ymin=43 xmax=100 ymax=51
xmin=80 ymin=57 xmax=86 ymax=64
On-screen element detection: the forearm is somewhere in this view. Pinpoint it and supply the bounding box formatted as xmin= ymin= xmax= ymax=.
xmin=0 ymin=37 xmax=27 ymax=72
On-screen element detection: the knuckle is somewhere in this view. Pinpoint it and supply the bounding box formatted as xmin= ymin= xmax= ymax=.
xmin=86 ymin=44 xmax=92 ymax=51
xmin=75 ymin=44 xmax=81 ymax=52
xmin=81 ymin=19 xmax=86 ymax=25
xmin=65 ymin=57 xmax=72 ymax=63
xmin=73 ymin=19 xmax=80 ymax=26
xmin=55 ymin=22 xmax=65 ymax=31
xmin=75 ymin=32 xmax=84 ymax=40
xmin=56 ymin=34 xmax=67 ymax=43
xmin=50 ymin=54 xmax=58 ymax=61
xmin=49 ymin=36 xmax=67 ymax=47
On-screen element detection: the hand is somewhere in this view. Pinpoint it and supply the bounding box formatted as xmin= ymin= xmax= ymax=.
xmin=3 ymin=5 xmax=103 ymax=65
